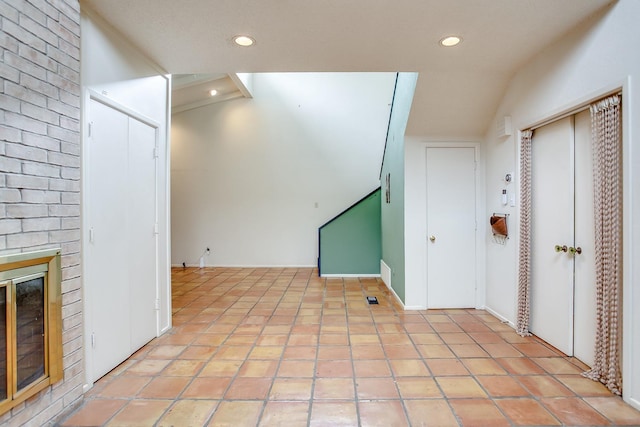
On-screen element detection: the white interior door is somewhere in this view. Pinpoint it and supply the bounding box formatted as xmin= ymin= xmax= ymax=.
xmin=87 ymin=98 xmax=158 ymax=382
xmin=128 ymin=117 xmax=158 ymax=351
xmin=530 ymin=112 xmax=596 ymax=365
xmin=573 ymin=109 xmax=597 ymax=366
xmin=87 ymin=99 xmax=132 ymax=379
xmin=426 ymin=147 xmax=477 ymax=308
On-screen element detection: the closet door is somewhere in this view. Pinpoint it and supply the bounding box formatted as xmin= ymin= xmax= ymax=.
xmin=86 ymin=98 xmax=158 ymax=382
xmin=530 ymin=117 xmax=575 ymax=355
xmin=87 ymin=99 xmax=132 ymax=379
xmin=530 ymin=111 xmax=596 ymax=365
xmin=573 ymin=109 xmax=596 ymax=366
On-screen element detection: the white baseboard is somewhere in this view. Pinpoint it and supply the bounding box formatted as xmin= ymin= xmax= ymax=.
xmin=321 ymin=274 xmax=381 ymax=278
xmin=171 ymin=264 xmax=317 ymax=268
xmin=484 ymin=306 xmax=515 ymax=328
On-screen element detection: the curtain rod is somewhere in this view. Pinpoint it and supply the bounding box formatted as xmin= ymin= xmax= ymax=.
xmin=527 ymin=91 xmax=622 ymax=132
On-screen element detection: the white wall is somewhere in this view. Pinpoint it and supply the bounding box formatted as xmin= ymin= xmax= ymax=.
xmin=80 ymin=8 xmax=172 ymax=383
xmin=483 ymin=0 xmax=640 ymax=409
xmin=171 ymin=72 xmax=395 ymax=267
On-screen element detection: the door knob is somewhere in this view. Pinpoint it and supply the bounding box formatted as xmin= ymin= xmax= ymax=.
xmin=429 ymin=235 xmax=436 ymax=242
xmin=569 ymin=246 xmax=582 ymax=255
xmin=554 ymin=244 xmax=568 ymax=253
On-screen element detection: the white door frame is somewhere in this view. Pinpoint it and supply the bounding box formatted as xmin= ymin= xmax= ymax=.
xmin=82 ymin=89 xmax=162 ymax=388
xmin=403 ymin=140 xmax=485 ymax=310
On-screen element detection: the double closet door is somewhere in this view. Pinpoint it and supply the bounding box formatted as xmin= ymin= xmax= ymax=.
xmin=86 ymin=97 xmax=159 ymax=382
xmin=530 ymin=110 xmax=596 ymax=366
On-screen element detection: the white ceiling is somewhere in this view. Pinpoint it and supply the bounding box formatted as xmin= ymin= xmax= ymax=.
xmin=82 ymin=0 xmax=612 ymax=138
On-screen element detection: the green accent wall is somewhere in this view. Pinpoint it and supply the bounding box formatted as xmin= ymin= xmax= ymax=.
xmin=380 ymin=73 xmax=418 ymax=303
xmin=319 ymin=189 xmax=381 ymax=275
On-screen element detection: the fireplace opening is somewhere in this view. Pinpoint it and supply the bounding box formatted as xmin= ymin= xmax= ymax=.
xmin=0 ymin=249 xmax=63 ymax=415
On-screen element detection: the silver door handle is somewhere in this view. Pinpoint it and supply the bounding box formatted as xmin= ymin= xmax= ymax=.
xmin=429 ymin=235 xmax=436 ymax=242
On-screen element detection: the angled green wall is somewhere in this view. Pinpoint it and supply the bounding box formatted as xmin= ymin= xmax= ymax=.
xmin=380 ymin=72 xmax=418 ymax=303
xmin=319 ymin=189 xmax=381 ymax=275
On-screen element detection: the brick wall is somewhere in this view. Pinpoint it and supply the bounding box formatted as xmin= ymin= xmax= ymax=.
xmin=0 ymin=0 xmax=82 ymax=425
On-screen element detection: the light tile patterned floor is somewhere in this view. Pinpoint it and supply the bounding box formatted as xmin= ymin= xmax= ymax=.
xmin=59 ymin=267 xmax=640 ymax=426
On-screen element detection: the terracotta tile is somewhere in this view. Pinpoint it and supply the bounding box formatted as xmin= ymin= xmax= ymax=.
xmin=163 ymin=359 xmax=204 ymax=376
xmin=531 ymin=357 xmax=583 ymax=374
xmin=127 ymin=359 xmax=171 ymax=375
xmin=314 ymin=378 xmax=355 ymax=399
xmin=182 ymin=377 xmax=232 ymax=399
xmin=157 ymin=400 xmax=217 ymax=427
xmin=257 ymin=334 xmax=289 ymax=346
xmin=440 ymin=332 xmax=475 ymax=344
xmin=437 ymin=377 xmax=487 ymax=398
xmin=461 ymin=358 xmax=507 ymax=375
xmin=384 ymin=344 xmax=420 ymax=359
xmin=379 ymin=333 xmax=413 ymax=346
xmin=583 ymin=397 xmax=640 ymax=425
xmin=468 ymin=331 xmax=503 ymax=343
xmin=476 ymin=376 xmax=530 ymax=397
xmin=555 ymin=374 xmax=614 ymax=396
xmin=405 ymin=399 xmax=458 ymax=426
xmin=319 ymin=333 xmax=349 ymax=345
xmin=513 ymin=342 xmax=562 ymax=357
xmin=449 ymin=399 xmax=510 ymax=427
xmin=178 ymin=345 xmax=217 ymax=360
xmin=496 ymin=398 xmax=561 ymax=425
xmin=138 ymin=377 xmax=190 ymax=399
xmin=542 ymin=397 xmax=611 ymax=425
xmin=310 ymin=401 xmax=358 ymax=427
xmin=396 ymin=377 xmax=442 ymax=399
xmin=353 ymin=359 xmax=391 ymax=377
xmin=317 ymin=345 xmax=351 ymax=360
xmin=283 ymin=345 xmax=317 ymax=360
xmin=426 ymin=359 xmax=469 ymax=376
xmin=288 ymin=334 xmax=318 ymax=346
xmin=157 ymin=332 xmax=197 ymax=345
xmin=404 ymin=322 xmax=434 ymax=333
xmin=259 ymin=401 xmax=309 ymax=427
xmin=389 ymin=359 xmax=429 ymax=377
xmin=356 ymin=377 xmax=400 ymax=399
xmin=351 ymin=344 xmax=386 ymax=359
xmin=225 ymin=377 xmax=272 ymax=399
xmin=225 ymin=334 xmax=258 ymax=345
xmin=277 ymin=359 xmax=314 ymax=378
xmin=269 ymin=378 xmax=313 ymax=400
xmin=238 ymin=360 xmax=278 ymax=377
xmin=417 ymin=344 xmax=456 ymax=359
xmin=480 ymin=342 xmax=523 ymax=357
xmin=409 ymin=333 xmax=442 ymax=344
xmin=316 ymin=359 xmax=353 ymax=377
xmin=518 ymin=375 xmax=574 ymax=397
xmin=215 ymin=345 xmax=252 ymax=360
xmin=100 ymin=376 xmax=151 ymax=398
xmin=106 ymin=400 xmax=172 ymax=426
xmin=194 ymin=334 xmax=228 ymax=346
xmin=248 ymin=345 xmax=284 ymax=360
xmin=349 ymin=334 xmax=380 ymax=345
xmin=147 ymin=345 xmax=186 ymax=359
xmin=450 ymin=343 xmax=490 ymax=358
xmin=208 ymin=401 xmax=263 ymax=427
xmin=59 ymin=399 xmax=126 ymax=426
xmin=496 ymin=357 xmax=546 ymax=375
xmin=358 ymin=400 xmax=408 ymax=427
xmin=430 ymin=322 xmax=463 ymax=333
xmin=199 ymin=360 xmax=242 ymax=377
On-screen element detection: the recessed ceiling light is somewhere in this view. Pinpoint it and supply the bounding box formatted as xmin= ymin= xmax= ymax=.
xmin=233 ymin=35 xmax=255 ymax=47
xmin=440 ymin=36 xmax=462 ymax=47
xmin=209 ymin=89 xmax=218 ymax=97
